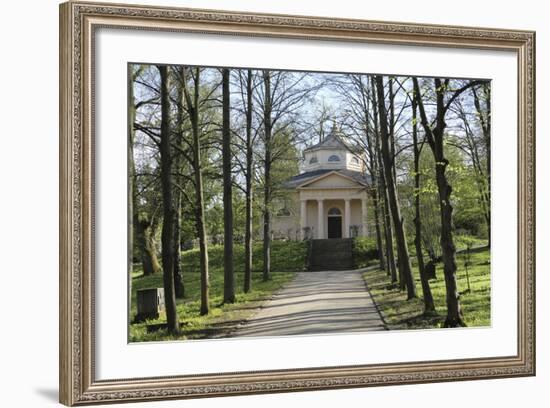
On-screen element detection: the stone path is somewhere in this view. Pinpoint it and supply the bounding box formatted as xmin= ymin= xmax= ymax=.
xmin=231 ymin=268 xmax=386 ymax=338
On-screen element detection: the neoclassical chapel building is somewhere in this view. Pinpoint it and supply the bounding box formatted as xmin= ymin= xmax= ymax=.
xmin=272 ymin=129 xmax=371 ymax=241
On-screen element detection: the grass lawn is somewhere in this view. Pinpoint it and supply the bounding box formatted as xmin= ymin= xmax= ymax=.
xmin=130 ymin=240 xmax=306 ymax=342
xmin=363 ymin=247 xmax=491 ymax=330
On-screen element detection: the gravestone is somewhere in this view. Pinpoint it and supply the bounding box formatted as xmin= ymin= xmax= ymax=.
xmin=135 ymin=288 xmax=165 ymax=322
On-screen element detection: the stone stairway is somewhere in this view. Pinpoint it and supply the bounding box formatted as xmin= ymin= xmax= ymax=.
xmin=309 ymin=238 xmax=354 ymax=271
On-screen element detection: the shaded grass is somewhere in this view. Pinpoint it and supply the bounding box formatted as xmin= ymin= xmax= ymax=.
xmin=363 ymin=247 xmax=491 ymax=330
xmin=130 ymin=240 xmax=306 ymax=342
xmin=353 ymin=235 xmax=487 ymax=270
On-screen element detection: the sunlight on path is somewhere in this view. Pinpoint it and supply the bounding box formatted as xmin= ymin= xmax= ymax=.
xmin=231 ymin=269 xmax=386 ymax=337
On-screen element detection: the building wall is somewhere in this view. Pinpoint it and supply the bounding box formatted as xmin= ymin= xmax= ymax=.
xmin=273 ymin=196 xmax=365 ymax=240
xmin=271 ymin=192 xmax=301 ymax=240
xmin=344 ymin=151 xmax=364 ymax=172
xmin=350 ymin=200 xmax=362 ymax=226
xmin=303 ymin=146 xmax=365 ymax=172
xmin=271 ymin=171 xmax=369 ymax=240
xmin=304 ymin=173 xmax=359 ymax=188
xmin=303 ymin=148 xmax=364 ymax=172
xmin=306 ymin=200 xmax=318 ymax=237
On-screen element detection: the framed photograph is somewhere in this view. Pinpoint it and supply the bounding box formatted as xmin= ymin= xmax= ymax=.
xmin=59 ymin=1 xmax=535 ymax=405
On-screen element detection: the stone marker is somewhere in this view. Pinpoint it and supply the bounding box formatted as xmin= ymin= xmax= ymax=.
xmin=135 ymin=288 xmax=165 ymax=322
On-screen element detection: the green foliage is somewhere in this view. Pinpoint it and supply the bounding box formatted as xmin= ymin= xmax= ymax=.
xmin=269 ymin=127 xmax=301 ymax=208
xmin=129 ymin=240 xmax=307 ymax=341
xmin=363 ymin=247 xmax=491 ymax=329
xmin=401 ymin=142 xmax=489 ymax=260
xmin=352 ymin=237 xmax=379 ymax=268
xmin=271 ymin=132 xmax=300 ymax=193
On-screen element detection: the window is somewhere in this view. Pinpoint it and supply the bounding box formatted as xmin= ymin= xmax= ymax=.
xmin=309 ymin=156 xmax=318 ymax=164
xmin=328 ymin=207 xmax=342 ymax=216
xmin=328 ymin=154 xmax=340 ymax=162
xmin=351 ymin=156 xmax=360 ymax=165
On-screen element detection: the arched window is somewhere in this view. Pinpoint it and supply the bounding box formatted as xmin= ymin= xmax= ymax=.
xmin=309 ymin=156 xmax=318 ymax=164
xmin=328 ymin=207 xmax=342 ymax=216
xmin=328 ymin=154 xmax=340 ymax=162
xmin=351 ymin=156 xmax=360 ymax=165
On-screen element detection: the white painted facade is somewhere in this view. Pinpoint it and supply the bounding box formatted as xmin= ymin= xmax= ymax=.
xmin=272 ymin=131 xmax=370 ymax=240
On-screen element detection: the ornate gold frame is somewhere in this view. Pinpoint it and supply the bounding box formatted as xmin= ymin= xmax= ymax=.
xmin=59 ymin=1 xmax=536 ymax=405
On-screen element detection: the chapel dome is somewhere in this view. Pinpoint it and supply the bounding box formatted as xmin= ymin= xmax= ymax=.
xmin=302 ymin=123 xmax=363 ymax=173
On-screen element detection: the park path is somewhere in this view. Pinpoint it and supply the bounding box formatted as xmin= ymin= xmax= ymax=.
xmin=231 ymin=268 xmax=386 ymax=338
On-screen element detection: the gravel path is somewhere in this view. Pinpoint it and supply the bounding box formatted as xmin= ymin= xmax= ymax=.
xmin=231 ymin=269 xmax=386 ymax=338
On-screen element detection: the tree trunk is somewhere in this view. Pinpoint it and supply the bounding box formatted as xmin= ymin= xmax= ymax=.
xmin=140 ymin=218 xmax=161 ymax=276
xmin=371 ymin=188 xmax=387 ymax=271
xmin=128 ymin=65 xmax=135 ymax=320
xmin=173 ymin=192 xmax=184 ymax=298
xmin=188 ymin=68 xmax=210 ymax=316
xmin=386 ymin=78 xmax=405 ymax=290
xmin=158 ymin=65 xmax=179 ymax=334
xmin=388 ymin=78 xmax=397 ymax=182
xmin=244 ymin=69 xmax=254 ymax=293
xmin=434 ymin=141 xmax=463 ymax=326
xmin=222 ymin=68 xmax=235 ymax=303
xmin=485 ymin=87 xmax=491 ymax=248
xmin=370 ymin=79 xmax=397 ymax=282
xmin=387 ymin=77 xmax=404 ymax=288
xmin=411 ymin=97 xmax=435 ymax=313
xmin=375 ymin=75 xmax=417 ymax=299
xmin=473 ymin=85 xmax=491 ymax=247
xmin=363 ymin=86 xmax=387 ymax=272
xmin=413 ymin=77 xmax=466 ymax=327
xmin=378 ymin=157 xmax=398 ymax=284
xmin=262 ymin=70 xmax=272 ymax=282
xmin=173 ymin=67 xmax=185 ymax=299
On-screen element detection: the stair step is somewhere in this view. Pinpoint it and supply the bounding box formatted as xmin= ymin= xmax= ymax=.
xmin=308 ymin=238 xmax=354 ymax=271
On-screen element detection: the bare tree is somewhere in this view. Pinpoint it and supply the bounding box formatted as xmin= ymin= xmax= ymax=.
xmin=231 ymin=69 xmax=259 ymax=292
xmin=375 ymin=75 xmax=417 ymax=299
xmin=241 ymin=70 xmax=255 ymax=292
xmin=453 ymin=84 xmax=491 ymax=246
xmin=131 ymin=69 xmax=165 ymax=280
xmin=222 ymin=68 xmax=235 ymax=303
xmin=172 ymin=65 xmax=186 ymax=299
xmin=411 ymin=94 xmax=435 ymax=313
xmin=331 ymin=75 xmax=384 ymax=271
xmin=257 ymin=70 xmax=318 ymax=281
xmin=413 ymin=77 xmax=483 ymax=327
xmin=157 ymin=65 xmax=179 ymax=333
xmin=181 ymin=67 xmax=210 ymax=315
xmin=261 ymin=70 xmax=273 ymax=281
xmin=369 ymin=79 xmax=398 ymax=282
xmin=128 ymin=64 xmax=138 ymax=321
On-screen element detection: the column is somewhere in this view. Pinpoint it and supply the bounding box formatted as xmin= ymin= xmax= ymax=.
xmin=317 ymin=199 xmax=324 ymax=239
xmin=361 ymin=198 xmax=368 ymax=237
xmin=300 ymin=200 xmax=307 ymax=240
xmin=344 ymin=199 xmax=351 ymax=238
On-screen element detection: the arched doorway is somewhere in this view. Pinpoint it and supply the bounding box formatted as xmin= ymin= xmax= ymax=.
xmin=327 ymin=207 xmax=342 ymax=239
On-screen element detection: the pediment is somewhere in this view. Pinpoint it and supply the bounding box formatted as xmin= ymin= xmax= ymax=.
xmin=297 ymin=171 xmax=364 ymax=189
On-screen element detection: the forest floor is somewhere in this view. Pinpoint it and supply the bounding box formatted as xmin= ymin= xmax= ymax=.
xmin=129 ymin=240 xmax=306 ymax=342
xmin=362 ymin=247 xmax=491 ymax=330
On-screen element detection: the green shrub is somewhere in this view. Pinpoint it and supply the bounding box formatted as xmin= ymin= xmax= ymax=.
xmin=353 ymin=237 xmax=379 ymax=268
